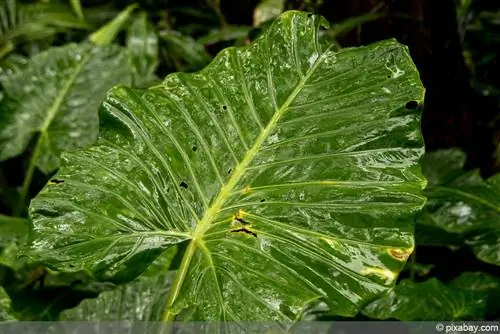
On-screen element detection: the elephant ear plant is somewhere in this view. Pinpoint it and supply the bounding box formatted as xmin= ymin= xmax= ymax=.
xmin=24 ymin=11 xmax=426 ymax=322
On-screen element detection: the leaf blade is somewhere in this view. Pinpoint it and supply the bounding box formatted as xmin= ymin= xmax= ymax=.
xmin=28 ymin=11 xmax=426 ymax=321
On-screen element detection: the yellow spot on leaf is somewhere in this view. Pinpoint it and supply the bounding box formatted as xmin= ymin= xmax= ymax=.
xmin=360 ymin=267 xmax=396 ymax=284
xmin=387 ymin=246 xmax=414 ymax=261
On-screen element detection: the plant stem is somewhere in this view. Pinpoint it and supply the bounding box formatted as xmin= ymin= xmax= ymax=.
xmin=0 ymin=41 xmax=14 ymax=60
xmin=161 ymin=239 xmax=197 ymax=323
xmin=14 ymin=134 xmax=43 ymax=216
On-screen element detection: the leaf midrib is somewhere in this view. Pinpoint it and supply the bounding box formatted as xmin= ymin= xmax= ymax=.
xmin=15 ymin=47 xmax=92 ymax=216
xmin=161 ymin=47 xmax=330 ymax=321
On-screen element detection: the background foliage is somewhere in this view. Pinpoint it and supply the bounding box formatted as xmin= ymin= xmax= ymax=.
xmin=0 ymin=0 xmax=499 ymax=323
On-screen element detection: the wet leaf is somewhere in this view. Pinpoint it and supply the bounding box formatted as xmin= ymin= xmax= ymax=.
xmin=417 ymin=148 xmax=500 ymax=265
xmin=0 ymin=42 xmax=132 ymax=215
xmin=364 ymin=272 xmax=500 ymax=320
xmin=27 ymin=11 xmax=426 ymax=321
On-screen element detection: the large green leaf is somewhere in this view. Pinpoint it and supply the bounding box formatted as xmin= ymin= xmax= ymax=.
xmin=363 ymin=272 xmax=500 ymax=320
xmin=417 ymin=148 xmax=500 ymax=265
xmin=27 ymin=11 xmax=426 ymax=321
xmin=0 ymin=42 xmax=132 ymax=214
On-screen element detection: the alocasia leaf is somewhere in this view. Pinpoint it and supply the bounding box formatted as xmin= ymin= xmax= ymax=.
xmin=363 ymin=272 xmax=500 ymax=320
xmin=27 ymin=11 xmax=426 ymax=321
xmin=0 ymin=42 xmax=132 ymax=214
xmin=417 ymin=148 xmax=500 ymax=265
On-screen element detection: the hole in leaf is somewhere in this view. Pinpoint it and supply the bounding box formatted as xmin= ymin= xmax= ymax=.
xmin=231 ymin=228 xmax=257 ymax=238
xmin=180 ymin=181 xmax=188 ymax=189
xmin=260 ymin=199 xmax=266 ymax=202
xmin=222 ymin=105 xmax=227 ymax=110
xmin=50 ymin=179 xmax=64 ymax=184
xmin=227 ymin=168 xmax=232 ymax=175
xmin=405 ymin=100 xmax=419 ymax=109
xmin=192 ymin=146 xmax=197 ymax=152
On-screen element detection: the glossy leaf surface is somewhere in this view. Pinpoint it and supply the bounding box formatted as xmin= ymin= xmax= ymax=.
xmin=364 ymin=272 xmax=500 ymax=320
xmin=417 ymin=148 xmax=500 ymax=265
xmin=28 ymin=11 xmax=426 ymax=321
xmin=0 ymin=42 xmax=131 ymax=173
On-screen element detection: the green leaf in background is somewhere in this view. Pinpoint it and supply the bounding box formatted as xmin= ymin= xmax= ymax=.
xmin=363 ymin=272 xmax=500 ymax=320
xmin=253 ymin=0 xmax=284 ymax=27
xmin=89 ymin=3 xmax=138 ymax=46
xmin=61 ymin=246 xmax=178 ymax=321
xmin=69 ymin=0 xmax=84 ymax=22
xmin=27 ymin=11 xmax=426 ymax=321
xmin=0 ymin=286 xmax=16 ymax=321
xmin=159 ymin=30 xmax=211 ymax=72
xmin=0 ymin=42 xmax=132 ymax=215
xmin=0 ymin=214 xmax=29 ymax=268
xmin=417 ymin=148 xmax=500 ymax=265
xmin=197 ymin=25 xmax=252 ymax=45
xmin=2 ymin=266 xmax=115 ymax=320
xmin=0 ymin=0 xmax=89 ymax=59
xmin=127 ymin=12 xmax=159 ymax=87
xmin=0 ymin=53 xmax=27 ymax=80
